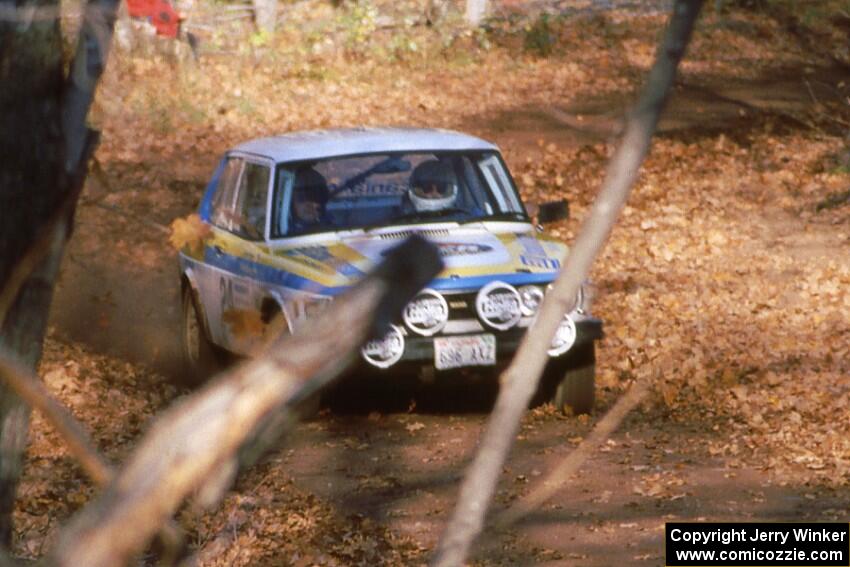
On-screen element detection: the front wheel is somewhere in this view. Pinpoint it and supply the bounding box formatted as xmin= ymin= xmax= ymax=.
xmin=546 ymin=342 xmax=596 ymax=415
xmin=181 ymin=285 xmax=221 ymax=384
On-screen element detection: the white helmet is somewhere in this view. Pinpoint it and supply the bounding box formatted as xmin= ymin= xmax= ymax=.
xmin=409 ymin=160 xmax=458 ymax=213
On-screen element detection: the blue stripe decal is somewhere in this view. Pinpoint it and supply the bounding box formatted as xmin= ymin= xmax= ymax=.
xmin=202 ymin=248 xmax=555 ymax=296
xmin=203 ymin=247 xmax=350 ymax=296
xmin=429 ymin=272 xmax=555 ymax=291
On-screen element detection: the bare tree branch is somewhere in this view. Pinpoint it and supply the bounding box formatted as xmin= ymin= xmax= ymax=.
xmin=81 ymin=159 xmax=172 ymax=235
xmin=0 ymin=353 xmax=112 ymax=485
xmin=495 ymin=378 xmax=650 ymax=527
xmin=431 ymin=2 xmax=704 ymax=565
xmin=0 ymin=348 xmax=189 ymax=560
xmin=45 ymin=236 xmax=442 ymax=567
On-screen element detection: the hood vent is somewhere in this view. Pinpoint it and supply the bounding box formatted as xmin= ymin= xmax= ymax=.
xmin=378 ymin=228 xmax=451 ymax=240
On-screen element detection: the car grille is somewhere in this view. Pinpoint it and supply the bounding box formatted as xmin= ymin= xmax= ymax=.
xmin=444 ymin=291 xmax=477 ymax=321
xmin=379 ymin=228 xmax=451 ymax=240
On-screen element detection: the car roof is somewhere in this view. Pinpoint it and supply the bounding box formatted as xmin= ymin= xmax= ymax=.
xmin=231 ymin=127 xmax=499 ymax=163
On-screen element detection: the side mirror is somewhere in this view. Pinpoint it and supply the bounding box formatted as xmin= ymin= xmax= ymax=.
xmin=537 ymin=199 xmax=569 ymax=224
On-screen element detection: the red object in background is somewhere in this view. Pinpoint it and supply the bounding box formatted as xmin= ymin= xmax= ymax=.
xmin=126 ymin=0 xmax=181 ymax=38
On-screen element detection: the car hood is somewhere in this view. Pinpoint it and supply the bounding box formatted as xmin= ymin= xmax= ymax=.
xmin=269 ymin=226 xmax=568 ymax=294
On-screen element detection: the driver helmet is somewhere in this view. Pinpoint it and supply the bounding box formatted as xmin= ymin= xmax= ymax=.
xmin=409 ymin=160 xmax=458 ymax=213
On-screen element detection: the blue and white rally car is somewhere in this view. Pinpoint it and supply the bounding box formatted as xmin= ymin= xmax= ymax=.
xmin=178 ymin=127 xmax=603 ymax=413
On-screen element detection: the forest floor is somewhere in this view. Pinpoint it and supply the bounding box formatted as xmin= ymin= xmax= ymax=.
xmin=11 ymin=1 xmax=850 ymax=565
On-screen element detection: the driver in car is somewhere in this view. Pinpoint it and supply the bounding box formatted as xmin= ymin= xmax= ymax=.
xmin=407 ymin=160 xmax=459 ymax=213
xmin=290 ymin=167 xmax=330 ymax=233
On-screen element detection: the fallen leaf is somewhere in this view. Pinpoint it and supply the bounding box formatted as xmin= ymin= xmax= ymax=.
xmin=169 ymin=213 xmax=211 ymax=256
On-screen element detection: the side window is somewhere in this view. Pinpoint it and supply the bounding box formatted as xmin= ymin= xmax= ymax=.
xmin=211 ymin=157 xmax=244 ymax=230
xmin=478 ymin=154 xmax=522 ymax=213
xmin=272 ymin=168 xmax=295 ymax=238
xmin=234 ymin=163 xmax=270 ymax=240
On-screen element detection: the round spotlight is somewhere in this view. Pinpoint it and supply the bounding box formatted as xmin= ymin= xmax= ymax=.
xmin=476 ymin=281 xmax=522 ymax=331
xmin=361 ymin=324 xmax=405 ymax=368
xmin=403 ymin=289 xmax=449 ymax=336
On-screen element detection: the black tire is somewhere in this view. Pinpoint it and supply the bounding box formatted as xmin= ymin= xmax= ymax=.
xmin=181 ymin=285 xmax=221 ymax=384
xmin=546 ymin=342 xmax=596 ymax=415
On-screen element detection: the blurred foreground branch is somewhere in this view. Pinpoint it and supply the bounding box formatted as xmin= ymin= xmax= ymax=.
xmin=44 ymin=236 xmax=441 ymax=567
xmin=0 ymin=354 xmax=112 ymax=485
xmin=431 ymin=2 xmax=704 ymax=565
xmin=0 ymin=339 xmax=190 ymax=562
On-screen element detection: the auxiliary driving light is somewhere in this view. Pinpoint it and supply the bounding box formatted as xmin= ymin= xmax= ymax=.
xmin=402 ymin=289 xmax=449 ymax=336
xmin=361 ymin=324 xmax=405 ymax=368
xmin=476 ymin=281 xmax=522 ymax=331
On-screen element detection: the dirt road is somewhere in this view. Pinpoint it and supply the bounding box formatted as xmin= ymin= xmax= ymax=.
xmin=41 ymin=57 xmax=850 ymax=564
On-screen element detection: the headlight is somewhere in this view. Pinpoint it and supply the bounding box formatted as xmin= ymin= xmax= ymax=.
xmin=548 ymin=314 xmax=577 ymax=357
xmin=361 ymin=324 xmax=405 ymax=368
xmin=518 ymin=285 xmax=544 ymax=316
xmin=476 ymin=281 xmax=522 ymax=330
xmin=403 ymin=289 xmax=449 ymax=336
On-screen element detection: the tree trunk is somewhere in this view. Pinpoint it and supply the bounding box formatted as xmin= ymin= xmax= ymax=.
xmin=465 ymin=0 xmax=487 ymax=27
xmin=253 ymin=0 xmax=277 ymax=34
xmin=0 ymin=0 xmax=117 ymax=547
xmin=0 ymin=2 xmax=66 ymax=546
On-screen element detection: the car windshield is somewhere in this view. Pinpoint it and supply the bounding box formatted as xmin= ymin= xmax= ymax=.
xmin=270 ymin=151 xmax=527 ymax=238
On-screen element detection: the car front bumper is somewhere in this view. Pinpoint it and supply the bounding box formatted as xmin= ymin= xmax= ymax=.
xmin=385 ymin=316 xmax=603 ymax=367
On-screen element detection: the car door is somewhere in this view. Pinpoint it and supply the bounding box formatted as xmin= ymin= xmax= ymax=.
xmin=200 ymin=155 xmax=273 ymax=352
xmin=225 ymin=159 xmax=274 ymax=353
xmin=194 ymin=155 xmax=243 ymax=349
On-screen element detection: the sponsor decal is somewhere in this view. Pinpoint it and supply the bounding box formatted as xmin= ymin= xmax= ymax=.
xmin=363 ymin=234 xmax=509 ymax=269
xmin=380 ymin=241 xmax=495 ymax=258
xmin=517 ymin=234 xmax=546 ymax=257
xmin=437 ymin=242 xmax=494 ymax=257
xmin=330 ymin=182 xmax=408 ymax=198
xmin=520 ymin=255 xmax=561 ymax=270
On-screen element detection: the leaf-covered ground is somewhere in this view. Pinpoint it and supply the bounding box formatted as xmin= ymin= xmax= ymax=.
xmin=13 ymin=0 xmax=850 ymax=564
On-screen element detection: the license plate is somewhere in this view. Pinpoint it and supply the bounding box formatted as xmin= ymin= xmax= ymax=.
xmin=434 ymin=334 xmax=496 ymax=370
